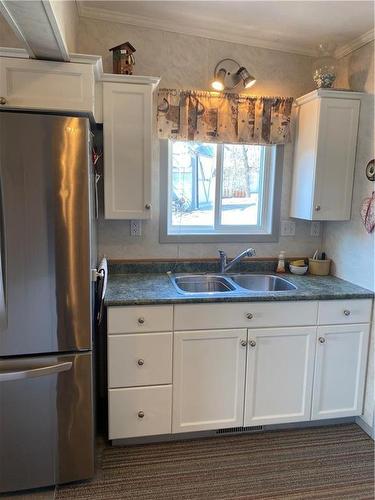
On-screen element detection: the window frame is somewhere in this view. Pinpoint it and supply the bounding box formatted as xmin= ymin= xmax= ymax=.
xmin=159 ymin=139 xmax=283 ymax=243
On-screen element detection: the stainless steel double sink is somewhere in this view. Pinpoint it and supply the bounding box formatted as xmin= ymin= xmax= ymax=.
xmin=168 ymin=273 xmax=297 ymax=295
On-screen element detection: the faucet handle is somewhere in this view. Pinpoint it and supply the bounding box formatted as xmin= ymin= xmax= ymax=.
xmin=218 ymin=249 xmax=227 ymax=273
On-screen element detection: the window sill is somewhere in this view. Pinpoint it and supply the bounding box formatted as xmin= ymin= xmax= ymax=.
xmin=159 ymin=232 xmax=280 ymax=244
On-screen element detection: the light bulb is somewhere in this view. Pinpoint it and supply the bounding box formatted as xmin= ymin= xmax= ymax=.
xmin=244 ymin=78 xmax=256 ymax=89
xmin=211 ymin=80 xmax=225 ymax=91
xmin=211 ymin=68 xmax=226 ymax=91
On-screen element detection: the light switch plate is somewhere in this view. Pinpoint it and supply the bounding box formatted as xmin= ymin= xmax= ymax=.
xmin=310 ymin=221 xmax=320 ymax=237
xmin=130 ymin=220 xmax=142 ymax=236
xmin=281 ymin=220 xmax=296 ymax=236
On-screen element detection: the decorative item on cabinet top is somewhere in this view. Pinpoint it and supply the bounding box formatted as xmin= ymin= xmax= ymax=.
xmin=312 ymin=42 xmax=337 ymax=89
xmin=157 ymin=89 xmax=293 ymax=144
xmin=110 ymin=42 xmax=136 ymax=75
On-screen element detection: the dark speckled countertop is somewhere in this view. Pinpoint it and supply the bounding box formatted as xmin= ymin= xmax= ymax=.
xmin=104 ymin=260 xmax=373 ymax=306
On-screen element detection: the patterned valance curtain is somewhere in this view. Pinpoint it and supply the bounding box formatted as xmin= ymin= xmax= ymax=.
xmin=157 ymin=89 xmax=293 ymax=145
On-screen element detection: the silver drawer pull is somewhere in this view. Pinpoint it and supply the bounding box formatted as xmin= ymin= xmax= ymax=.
xmin=319 ymin=337 xmax=325 ymax=344
xmin=145 ymin=204 xmax=151 ymax=210
xmin=138 ymin=410 xmax=145 ymax=418
xmin=137 ymin=359 xmax=144 ymax=366
xmin=249 ymin=340 xmax=256 ymax=348
xmin=344 ymin=310 xmax=351 ymax=316
xmin=138 ymin=317 xmax=145 ymax=324
xmin=246 ymin=313 xmax=253 ymax=320
xmin=0 ymin=97 xmax=6 ymax=105
xmin=315 ymin=205 xmax=321 ymax=211
xmin=240 ymin=340 xmax=247 ymax=347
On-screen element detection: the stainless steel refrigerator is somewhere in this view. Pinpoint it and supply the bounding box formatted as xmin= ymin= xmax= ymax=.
xmin=0 ymin=112 xmax=96 ymax=493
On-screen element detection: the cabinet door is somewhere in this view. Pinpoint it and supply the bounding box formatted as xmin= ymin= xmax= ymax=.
xmin=244 ymin=327 xmax=316 ymax=426
xmin=0 ymin=57 xmax=95 ymax=114
xmin=103 ymin=82 xmax=152 ymax=219
xmin=173 ymin=329 xmax=247 ymax=433
xmin=290 ymin=98 xmax=319 ymax=220
xmin=312 ymin=324 xmax=369 ymax=420
xmin=313 ymin=97 xmax=360 ymax=220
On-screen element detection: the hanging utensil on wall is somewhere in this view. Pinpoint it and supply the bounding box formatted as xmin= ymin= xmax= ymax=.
xmin=360 ymin=191 xmax=375 ymax=233
xmin=365 ymin=159 xmax=375 ymax=182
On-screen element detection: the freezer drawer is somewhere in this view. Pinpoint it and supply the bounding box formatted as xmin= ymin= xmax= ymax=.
xmin=0 ymin=352 xmax=94 ymax=493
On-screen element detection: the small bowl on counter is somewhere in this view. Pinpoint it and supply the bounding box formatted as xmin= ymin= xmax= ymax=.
xmin=289 ymin=260 xmax=308 ymax=275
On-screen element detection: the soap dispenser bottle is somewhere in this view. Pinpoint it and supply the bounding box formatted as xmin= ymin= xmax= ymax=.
xmin=276 ymin=251 xmax=286 ymax=273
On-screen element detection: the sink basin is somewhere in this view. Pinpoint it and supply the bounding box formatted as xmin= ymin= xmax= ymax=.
xmin=171 ymin=275 xmax=236 ymax=294
xmin=230 ymin=274 xmax=296 ymax=292
xmin=168 ymin=272 xmax=297 ymax=295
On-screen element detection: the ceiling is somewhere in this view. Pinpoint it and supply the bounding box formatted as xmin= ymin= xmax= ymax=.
xmin=77 ymin=1 xmax=375 ymax=58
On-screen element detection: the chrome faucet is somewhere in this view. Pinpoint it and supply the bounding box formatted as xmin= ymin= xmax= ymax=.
xmin=218 ymin=248 xmax=256 ymax=273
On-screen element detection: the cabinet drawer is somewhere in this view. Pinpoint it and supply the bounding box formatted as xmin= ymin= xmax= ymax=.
xmin=318 ymin=299 xmax=372 ymax=325
xmin=108 ymin=332 xmax=172 ymax=388
xmin=108 ymin=385 xmax=172 ymax=439
xmin=108 ymin=305 xmax=173 ymax=334
xmin=174 ymin=301 xmax=318 ymax=330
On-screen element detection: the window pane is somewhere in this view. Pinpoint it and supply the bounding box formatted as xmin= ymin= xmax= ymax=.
xmin=170 ymin=141 xmax=217 ymax=229
xmin=221 ymin=145 xmax=262 ymax=226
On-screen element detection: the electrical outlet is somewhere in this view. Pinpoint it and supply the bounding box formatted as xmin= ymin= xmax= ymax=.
xmin=130 ymin=220 xmax=142 ymax=236
xmin=280 ymin=220 xmax=296 ymax=236
xmin=310 ymin=221 xmax=320 ymax=237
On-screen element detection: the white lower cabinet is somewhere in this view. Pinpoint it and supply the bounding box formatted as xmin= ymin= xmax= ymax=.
xmin=311 ymin=324 xmax=370 ymax=420
xmin=244 ymin=327 xmax=316 ymax=425
xmin=172 ymin=329 xmax=247 ymax=433
xmin=107 ymin=300 xmax=371 ymax=440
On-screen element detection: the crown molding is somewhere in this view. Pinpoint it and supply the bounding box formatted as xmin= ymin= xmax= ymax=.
xmin=100 ymin=73 xmax=160 ymax=89
xmin=76 ymin=3 xmax=317 ymax=57
xmin=0 ymin=47 xmax=159 ymax=87
xmin=296 ymin=89 xmax=365 ymax=106
xmin=334 ymin=29 xmax=375 ymax=59
xmin=77 ymin=2 xmax=375 ymax=61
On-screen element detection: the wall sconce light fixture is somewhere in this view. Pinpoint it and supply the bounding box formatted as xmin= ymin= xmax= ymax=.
xmin=211 ymin=58 xmax=256 ymax=91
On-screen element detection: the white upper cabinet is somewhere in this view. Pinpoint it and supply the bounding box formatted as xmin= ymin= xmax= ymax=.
xmin=0 ymin=56 xmax=97 ymax=117
xmin=312 ymin=324 xmax=369 ymax=420
xmin=290 ymin=90 xmax=361 ymax=221
xmin=103 ymin=81 xmax=155 ymax=219
xmin=244 ymin=327 xmax=316 ymax=426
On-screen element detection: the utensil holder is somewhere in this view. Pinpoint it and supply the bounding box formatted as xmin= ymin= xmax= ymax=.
xmin=309 ymin=258 xmax=331 ymax=276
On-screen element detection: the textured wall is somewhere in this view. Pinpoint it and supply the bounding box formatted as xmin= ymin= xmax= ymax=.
xmin=323 ymin=41 xmax=375 ymax=432
xmin=78 ymin=17 xmax=323 ymax=259
xmin=323 ymin=42 xmax=375 ymax=291
xmin=50 ymin=0 xmax=79 ymax=53
xmin=0 ymin=14 xmax=23 ymax=47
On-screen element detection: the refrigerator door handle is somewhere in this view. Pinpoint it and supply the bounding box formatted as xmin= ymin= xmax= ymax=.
xmin=0 ymin=361 xmax=72 ymax=382
xmin=94 ymin=258 xmax=107 ymax=325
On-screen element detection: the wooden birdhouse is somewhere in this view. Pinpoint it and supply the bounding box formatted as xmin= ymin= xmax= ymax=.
xmin=109 ymin=42 xmax=136 ymax=75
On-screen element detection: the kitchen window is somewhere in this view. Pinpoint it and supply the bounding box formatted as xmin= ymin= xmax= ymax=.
xmin=160 ymin=140 xmax=283 ymax=243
